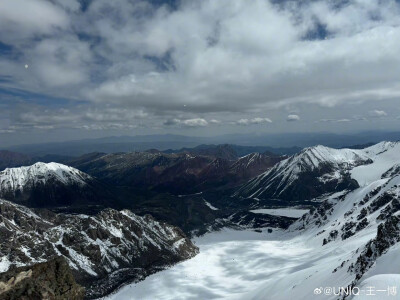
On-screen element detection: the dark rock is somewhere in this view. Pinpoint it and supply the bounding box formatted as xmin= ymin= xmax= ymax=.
xmin=0 ymin=257 xmax=85 ymax=300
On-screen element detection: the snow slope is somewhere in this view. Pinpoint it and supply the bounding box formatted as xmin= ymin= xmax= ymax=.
xmin=351 ymin=142 xmax=400 ymax=186
xmin=352 ymin=274 xmax=400 ymax=300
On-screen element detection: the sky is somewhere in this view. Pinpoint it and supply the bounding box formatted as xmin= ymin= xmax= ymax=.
xmin=1 ymin=0 xmax=400 ymax=147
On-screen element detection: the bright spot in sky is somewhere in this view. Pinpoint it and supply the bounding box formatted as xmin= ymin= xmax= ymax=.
xmin=24 ymin=64 xmax=29 ymax=69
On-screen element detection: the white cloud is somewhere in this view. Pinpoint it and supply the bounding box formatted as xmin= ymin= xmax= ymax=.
xmin=182 ymin=118 xmax=209 ymax=127
xmin=287 ymin=114 xmax=300 ymax=122
xmin=235 ymin=117 xmax=272 ymax=126
xmin=369 ymin=110 xmax=388 ymax=117
xmin=318 ymin=118 xmax=351 ymax=123
xmin=0 ymin=0 xmax=69 ymax=42
xmin=164 ymin=118 xmax=209 ymax=127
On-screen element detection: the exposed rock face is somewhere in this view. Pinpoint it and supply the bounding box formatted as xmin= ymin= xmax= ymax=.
xmin=347 ymin=214 xmax=400 ymax=283
xmin=0 ymin=199 xmax=198 ymax=298
xmin=215 ymin=210 xmax=295 ymax=231
xmin=0 ymin=257 xmax=85 ymax=300
xmin=382 ymin=163 xmax=400 ymax=179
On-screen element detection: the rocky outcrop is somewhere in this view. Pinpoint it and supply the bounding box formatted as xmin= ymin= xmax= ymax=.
xmin=349 ymin=215 xmax=400 ymax=281
xmin=0 ymin=257 xmax=85 ymax=300
xmin=0 ymin=199 xmax=198 ymax=298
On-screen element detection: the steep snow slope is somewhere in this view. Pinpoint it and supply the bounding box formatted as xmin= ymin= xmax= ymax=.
xmin=0 ymin=199 xmax=198 ymax=298
xmin=351 ymin=141 xmax=400 ymax=185
xmin=353 ymin=274 xmax=400 ymax=300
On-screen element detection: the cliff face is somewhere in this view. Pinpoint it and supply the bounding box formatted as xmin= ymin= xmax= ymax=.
xmin=0 ymin=257 xmax=85 ymax=300
xmin=0 ymin=199 xmax=199 ymax=298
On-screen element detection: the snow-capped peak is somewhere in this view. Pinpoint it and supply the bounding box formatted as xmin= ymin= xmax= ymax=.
xmin=234 ymin=143 xmax=391 ymax=201
xmin=0 ymin=162 xmax=91 ymax=192
xmin=296 ymin=145 xmax=371 ymax=169
xmin=362 ymin=141 xmax=400 ymax=156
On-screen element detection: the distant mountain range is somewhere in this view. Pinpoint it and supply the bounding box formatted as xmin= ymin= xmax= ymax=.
xmin=163 ymin=143 xmax=299 ymax=157
xmin=4 ymin=131 xmax=400 ymax=156
xmin=0 ymin=148 xmax=290 ymax=235
xmin=66 ymin=149 xmax=284 ymax=194
xmin=0 ymin=150 xmax=72 ymax=171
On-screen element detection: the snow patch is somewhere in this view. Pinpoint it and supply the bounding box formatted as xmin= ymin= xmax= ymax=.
xmin=250 ymin=208 xmax=309 ymax=218
xmin=204 ymin=199 xmax=218 ymax=210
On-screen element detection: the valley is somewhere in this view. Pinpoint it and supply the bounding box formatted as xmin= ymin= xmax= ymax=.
xmin=1 ymin=142 xmax=400 ymax=299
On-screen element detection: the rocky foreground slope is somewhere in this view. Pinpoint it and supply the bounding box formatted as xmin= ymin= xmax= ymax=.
xmin=0 ymin=257 xmax=85 ymax=300
xmin=0 ymin=199 xmax=198 ymax=298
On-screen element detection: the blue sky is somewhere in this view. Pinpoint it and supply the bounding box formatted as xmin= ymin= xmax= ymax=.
xmin=1 ymin=0 xmax=400 ymax=146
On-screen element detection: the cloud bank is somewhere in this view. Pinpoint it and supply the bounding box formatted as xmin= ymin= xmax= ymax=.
xmin=1 ymin=0 xmax=400 ymax=139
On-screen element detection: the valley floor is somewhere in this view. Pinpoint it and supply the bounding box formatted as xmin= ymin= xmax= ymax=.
xmin=102 ymin=229 xmax=309 ymax=300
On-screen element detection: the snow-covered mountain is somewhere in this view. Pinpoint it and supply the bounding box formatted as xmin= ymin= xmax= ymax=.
xmin=0 ymin=162 xmax=114 ymax=210
xmin=0 ymin=199 xmax=198 ymax=299
xmin=0 ymin=162 xmax=90 ymax=189
xmin=105 ymin=141 xmax=400 ymax=300
xmin=235 ymin=142 xmax=400 ymax=203
xmin=238 ymin=142 xmax=400 ymax=299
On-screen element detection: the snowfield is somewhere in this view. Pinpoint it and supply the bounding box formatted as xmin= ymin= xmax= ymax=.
xmin=103 ymin=229 xmax=312 ymax=300
xmin=103 ymin=224 xmax=400 ymax=300
xmin=250 ymin=208 xmax=309 ymax=218
xmin=353 ymin=274 xmax=400 ymax=300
